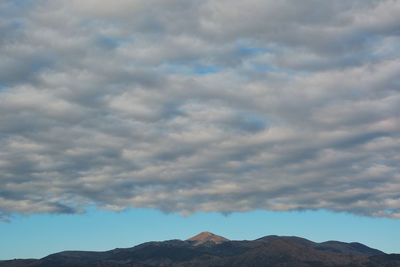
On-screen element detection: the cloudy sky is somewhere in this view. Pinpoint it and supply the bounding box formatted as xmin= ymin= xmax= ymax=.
xmin=1 ymin=0 xmax=400 ymax=258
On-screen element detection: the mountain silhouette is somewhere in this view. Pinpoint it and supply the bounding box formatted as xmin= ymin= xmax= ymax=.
xmin=1 ymin=232 xmax=399 ymax=266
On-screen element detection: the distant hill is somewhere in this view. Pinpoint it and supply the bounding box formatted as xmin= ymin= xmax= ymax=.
xmin=1 ymin=232 xmax=399 ymax=267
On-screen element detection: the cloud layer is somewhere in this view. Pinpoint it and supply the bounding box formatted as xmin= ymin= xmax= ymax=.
xmin=1 ymin=0 xmax=400 ymax=219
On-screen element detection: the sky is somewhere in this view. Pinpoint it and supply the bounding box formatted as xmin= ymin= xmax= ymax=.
xmin=0 ymin=0 xmax=400 ymax=259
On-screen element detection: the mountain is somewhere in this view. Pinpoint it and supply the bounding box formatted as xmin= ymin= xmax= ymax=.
xmin=186 ymin=231 xmax=229 ymax=246
xmin=1 ymin=233 xmax=399 ymax=267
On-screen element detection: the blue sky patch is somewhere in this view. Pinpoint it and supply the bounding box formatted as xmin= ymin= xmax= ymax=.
xmin=191 ymin=65 xmax=220 ymax=75
xmin=236 ymin=111 xmax=269 ymax=132
xmin=238 ymin=46 xmax=270 ymax=56
xmin=95 ymin=35 xmax=126 ymax=50
xmin=160 ymin=61 xmax=221 ymax=75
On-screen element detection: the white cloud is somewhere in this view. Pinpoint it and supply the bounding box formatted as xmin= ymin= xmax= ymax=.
xmin=0 ymin=0 xmax=400 ymax=220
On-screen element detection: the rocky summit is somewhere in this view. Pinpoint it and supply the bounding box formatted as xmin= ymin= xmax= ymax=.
xmin=186 ymin=231 xmax=229 ymax=246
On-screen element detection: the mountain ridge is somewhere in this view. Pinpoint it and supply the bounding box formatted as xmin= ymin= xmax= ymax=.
xmin=1 ymin=233 xmax=399 ymax=267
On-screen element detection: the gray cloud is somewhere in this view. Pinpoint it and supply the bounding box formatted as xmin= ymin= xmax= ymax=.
xmin=0 ymin=0 xmax=400 ymax=220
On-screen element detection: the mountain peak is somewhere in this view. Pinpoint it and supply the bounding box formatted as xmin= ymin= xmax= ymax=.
xmin=186 ymin=231 xmax=229 ymax=246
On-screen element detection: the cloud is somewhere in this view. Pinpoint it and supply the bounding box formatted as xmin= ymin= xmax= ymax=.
xmin=0 ymin=0 xmax=400 ymax=220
